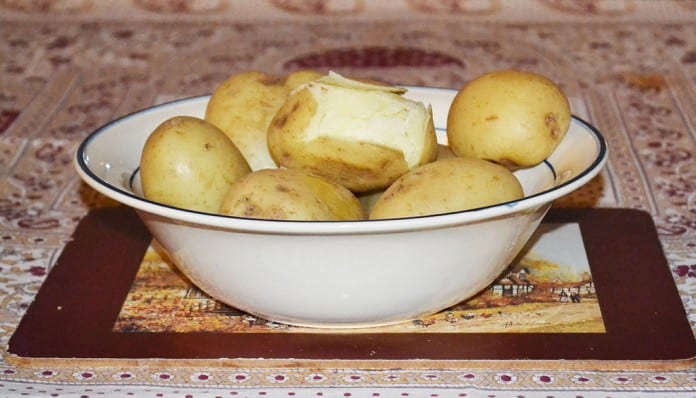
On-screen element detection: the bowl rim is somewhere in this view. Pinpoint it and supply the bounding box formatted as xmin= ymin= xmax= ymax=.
xmin=74 ymin=89 xmax=608 ymax=235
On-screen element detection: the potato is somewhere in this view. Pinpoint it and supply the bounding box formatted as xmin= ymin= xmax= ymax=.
xmin=359 ymin=144 xmax=459 ymax=216
xmin=369 ymin=157 xmax=524 ymax=220
xmin=219 ymin=168 xmax=366 ymax=221
xmin=267 ymin=72 xmax=438 ymax=193
xmin=447 ymin=70 xmax=571 ymax=168
xmin=283 ymin=70 xmax=325 ymax=91
xmin=205 ymin=70 xmax=322 ymax=170
xmin=140 ymin=116 xmax=251 ymax=213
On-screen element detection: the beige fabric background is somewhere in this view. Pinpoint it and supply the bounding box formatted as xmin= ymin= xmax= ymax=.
xmin=1 ymin=0 xmax=695 ymax=396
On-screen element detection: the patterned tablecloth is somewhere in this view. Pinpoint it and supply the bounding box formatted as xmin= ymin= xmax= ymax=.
xmin=1 ymin=1 xmax=695 ymax=397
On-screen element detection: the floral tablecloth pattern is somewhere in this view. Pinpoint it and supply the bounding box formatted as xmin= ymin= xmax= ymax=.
xmin=1 ymin=1 xmax=695 ymax=397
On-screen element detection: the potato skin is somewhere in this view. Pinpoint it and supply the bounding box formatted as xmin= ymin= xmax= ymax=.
xmin=369 ymin=157 xmax=524 ymax=220
xmin=267 ymin=82 xmax=438 ymax=193
xmin=140 ymin=116 xmax=251 ymax=213
xmin=219 ymin=168 xmax=366 ymax=221
xmin=284 ymin=70 xmax=324 ymax=90
xmin=204 ymin=70 xmax=322 ymax=171
xmin=447 ymin=70 xmax=571 ymax=168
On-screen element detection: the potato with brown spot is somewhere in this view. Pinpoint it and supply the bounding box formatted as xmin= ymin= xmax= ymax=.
xmin=219 ymin=168 xmax=366 ymax=221
xmin=447 ymin=70 xmax=571 ymax=168
xmin=139 ymin=116 xmax=251 ymax=213
xmin=369 ymin=157 xmax=524 ymax=220
xmin=357 ymin=142 xmax=455 ymax=215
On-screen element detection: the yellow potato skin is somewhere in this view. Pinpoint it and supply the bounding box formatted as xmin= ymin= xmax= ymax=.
xmin=267 ymin=87 xmax=438 ymax=193
xmin=283 ymin=70 xmax=325 ymax=90
xmin=356 ymin=143 xmax=454 ymax=215
xmin=219 ymin=168 xmax=366 ymax=221
xmin=204 ymin=70 xmax=322 ymax=170
xmin=140 ymin=116 xmax=251 ymax=213
xmin=447 ymin=70 xmax=571 ymax=168
xmin=369 ymin=157 xmax=524 ymax=220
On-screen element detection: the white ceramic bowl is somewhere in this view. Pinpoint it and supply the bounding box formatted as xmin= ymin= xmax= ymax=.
xmin=74 ymin=87 xmax=607 ymax=328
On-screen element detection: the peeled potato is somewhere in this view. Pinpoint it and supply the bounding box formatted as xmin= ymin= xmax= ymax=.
xmin=447 ymin=70 xmax=571 ymax=168
xmin=205 ymin=70 xmax=322 ymax=170
xmin=140 ymin=116 xmax=251 ymax=213
xmin=369 ymin=157 xmax=524 ymax=220
xmin=219 ymin=168 xmax=366 ymax=221
xmin=267 ymin=72 xmax=438 ymax=193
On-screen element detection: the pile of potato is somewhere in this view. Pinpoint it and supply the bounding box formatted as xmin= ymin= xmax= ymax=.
xmin=139 ymin=70 xmax=570 ymax=221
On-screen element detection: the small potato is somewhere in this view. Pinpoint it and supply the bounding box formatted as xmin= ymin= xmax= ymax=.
xmin=369 ymin=157 xmax=524 ymax=220
xmin=268 ymin=72 xmax=438 ymax=193
xmin=219 ymin=168 xmax=366 ymax=221
xmin=205 ymin=70 xmax=322 ymax=171
xmin=447 ymin=70 xmax=571 ymax=168
xmin=140 ymin=116 xmax=251 ymax=213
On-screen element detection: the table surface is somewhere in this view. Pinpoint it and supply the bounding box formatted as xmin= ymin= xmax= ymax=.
xmin=1 ymin=1 xmax=695 ymax=397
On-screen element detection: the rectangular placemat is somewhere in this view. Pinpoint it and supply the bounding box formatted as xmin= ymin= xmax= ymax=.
xmin=7 ymin=207 xmax=696 ymax=370
xmin=113 ymin=222 xmax=605 ymax=335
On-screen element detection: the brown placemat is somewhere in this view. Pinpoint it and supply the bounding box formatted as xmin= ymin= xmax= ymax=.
xmin=7 ymin=207 xmax=696 ymax=370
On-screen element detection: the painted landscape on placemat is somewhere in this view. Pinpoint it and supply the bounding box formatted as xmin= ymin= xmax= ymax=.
xmin=114 ymin=223 xmax=605 ymax=333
